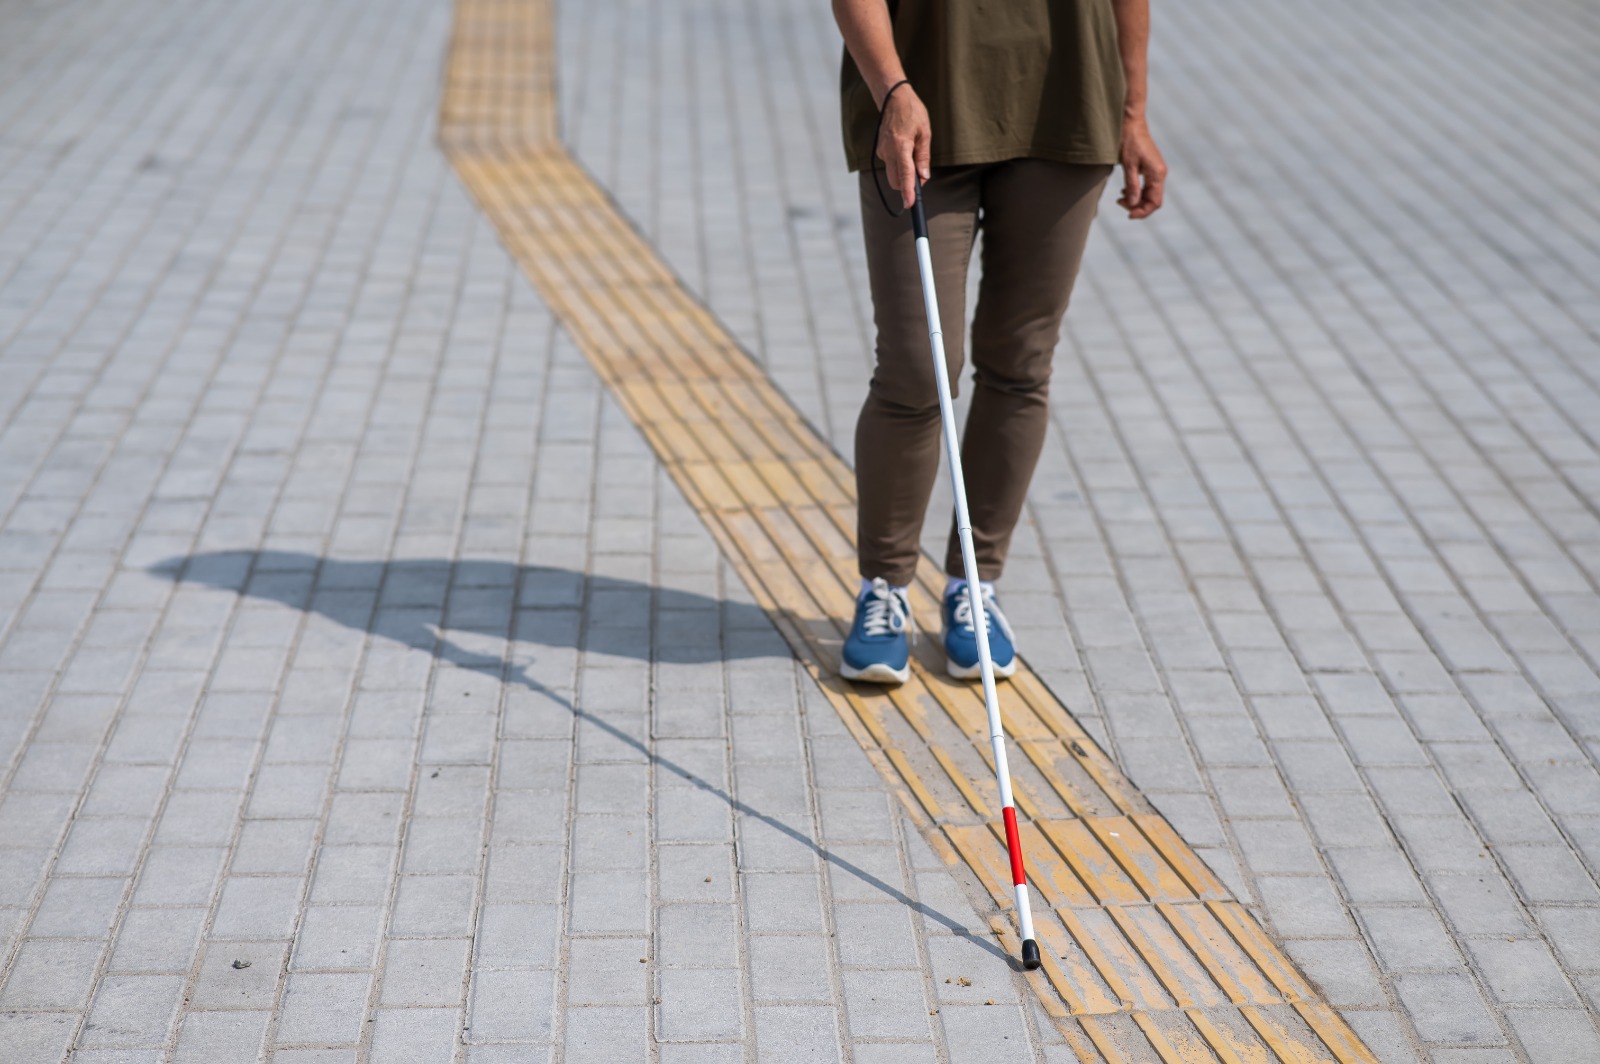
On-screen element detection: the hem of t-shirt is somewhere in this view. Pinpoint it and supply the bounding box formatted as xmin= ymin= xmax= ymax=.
xmin=847 ymin=144 xmax=1118 ymax=174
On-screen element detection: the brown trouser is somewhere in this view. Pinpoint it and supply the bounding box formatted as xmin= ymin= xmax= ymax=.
xmin=855 ymin=158 xmax=1111 ymax=586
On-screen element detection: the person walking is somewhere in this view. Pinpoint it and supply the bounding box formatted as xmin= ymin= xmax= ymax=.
xmin=833 ymin=0 xmax=1167 ymax=685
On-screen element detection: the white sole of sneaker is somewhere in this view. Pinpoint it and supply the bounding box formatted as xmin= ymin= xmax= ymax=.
xmin=840 ymin=660 xmax=910 ymax=685
xmin=946 ymin=656 xmax=1017 ymax=681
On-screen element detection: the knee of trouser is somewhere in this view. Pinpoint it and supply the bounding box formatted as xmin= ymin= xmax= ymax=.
xmin=969 ymin=312 xmax=1062 ymax=395
xmin=865 ymin=362 xmax=945 ymax=416
xmin=970 ymin=360 xmax=1053 ymax=400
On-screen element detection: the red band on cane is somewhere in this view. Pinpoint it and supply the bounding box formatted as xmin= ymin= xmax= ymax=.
xmin=1001 ymin=807 xmax=1026 ymax=886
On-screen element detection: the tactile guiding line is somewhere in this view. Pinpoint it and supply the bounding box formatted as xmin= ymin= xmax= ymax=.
xmin=437 ymin=2 xmax=1378 ymax=1060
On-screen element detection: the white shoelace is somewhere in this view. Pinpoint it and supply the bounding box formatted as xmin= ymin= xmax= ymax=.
xmin=951 ymin=585 xmax=1015 ymax=642
xmin=860 ymin=577 xmax=909 ymax=637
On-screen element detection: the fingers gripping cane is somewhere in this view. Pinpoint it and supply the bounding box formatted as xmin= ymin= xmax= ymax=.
xmin=909 ymin=179 xmax=1041 ymax=972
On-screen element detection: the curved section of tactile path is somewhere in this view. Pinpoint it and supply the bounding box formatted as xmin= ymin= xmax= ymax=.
xmin=438 ymin=2 xmax=1379 ymax=1059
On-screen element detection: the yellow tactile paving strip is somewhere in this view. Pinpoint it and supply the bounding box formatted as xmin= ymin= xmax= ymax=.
xmin=438 ymin=2 xmax=1378 ymax=1059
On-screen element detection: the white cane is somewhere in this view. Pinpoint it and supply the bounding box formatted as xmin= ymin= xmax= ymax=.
xmin=909 ymin=178 xmax=1041 ymax=971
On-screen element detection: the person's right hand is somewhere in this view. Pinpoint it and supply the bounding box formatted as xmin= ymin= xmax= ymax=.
xmin=876 ymin=85 xmax=931 ymax=209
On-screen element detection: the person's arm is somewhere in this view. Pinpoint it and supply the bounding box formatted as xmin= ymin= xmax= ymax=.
xmin=833 ymin=0 xmax=930 ymax=209
xmin=1112 ymin=0 xmax=1166 ymax=219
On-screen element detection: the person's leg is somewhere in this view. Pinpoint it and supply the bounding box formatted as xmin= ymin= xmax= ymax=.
xmin=855 ymin=166 xmax=982 ymax=587
xmin=944 ymin=159 xmax=1111 ymax=582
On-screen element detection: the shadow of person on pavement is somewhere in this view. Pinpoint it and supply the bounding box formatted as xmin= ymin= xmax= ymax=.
xmin=152 ymin=550 xmax=1008 ymax=961
xmin=154 ymin=549 xmax=789 ymax=667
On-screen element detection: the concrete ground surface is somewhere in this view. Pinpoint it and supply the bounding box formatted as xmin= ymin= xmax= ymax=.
xmin=1 ymin=0 xmax=1598 ymax=1063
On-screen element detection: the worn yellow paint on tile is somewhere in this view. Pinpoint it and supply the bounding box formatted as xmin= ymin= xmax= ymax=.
xmin=1242 ymin=1006 xmax=1340 ymax=1064
xmin=1136 ymin=1010 xmax=1237 ymax=1064
xmin=1159 ymin=903 xmax=1282 ymax=1007
xmin=1187 ymin=1009 xmax=1278 ymax=1064
xmin=438 ymin=2 xmax=1379 ymax=1060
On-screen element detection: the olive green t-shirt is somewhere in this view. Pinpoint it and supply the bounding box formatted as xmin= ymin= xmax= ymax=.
xmin=841 ymin=0 xmax=1126 ymax=172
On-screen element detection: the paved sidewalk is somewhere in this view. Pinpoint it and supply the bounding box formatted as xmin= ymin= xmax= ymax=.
xmin=0 ymin=0 xmax=1034 ymax=1060
xmin=1 ymin=0 xmax=1599 ymax=1061
xmin=558 ymin=0 xmax=1600 ymax=1058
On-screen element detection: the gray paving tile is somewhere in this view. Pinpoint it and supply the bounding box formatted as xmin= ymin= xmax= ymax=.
xmin=656 ymin=967 xmax=743 ymax=1041
xmin=1392 ymin=972 xmax=1502 ymax=1046
xmin=468 ymin=968 xmax=556 ymax=1042
xmin=0 ymin=938 xmax=104 ymax=1008
xmin=753 ymin=1005 xmax=842 ymax=1064
xmin=379 ymin=938 xmax=471 ymax=1008
xmin=368 ymin=1007 xmax=461 ymax=1064
xmin=1505 ymin=1008 xmax=1600 ymax=1064
xmin=171 ymin=1011 xmax=272 ymax=1064
xmin=275 ymin=971 xmax=371 ymax=1046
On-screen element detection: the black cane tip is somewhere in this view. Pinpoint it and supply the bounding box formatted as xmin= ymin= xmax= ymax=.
xmin=1021 ymin=938 xmax=1041 ymax=971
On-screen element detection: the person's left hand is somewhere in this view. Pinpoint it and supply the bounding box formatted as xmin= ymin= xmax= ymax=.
xmin=1117 ymin=116 xmax=1166 ymax=219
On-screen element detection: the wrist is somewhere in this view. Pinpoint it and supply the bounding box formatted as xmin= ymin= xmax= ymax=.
xmin=1122 ymin=104 xmax=1148 ymax=124
xmin=871 ymin=73 xmax=910 ymax=109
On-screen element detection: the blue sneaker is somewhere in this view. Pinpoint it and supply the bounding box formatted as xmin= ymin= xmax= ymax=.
xmin=840 ymin=578 xmax=911 ymax=685
xmin=943 ymin=582 xmax=1017 ymax=680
